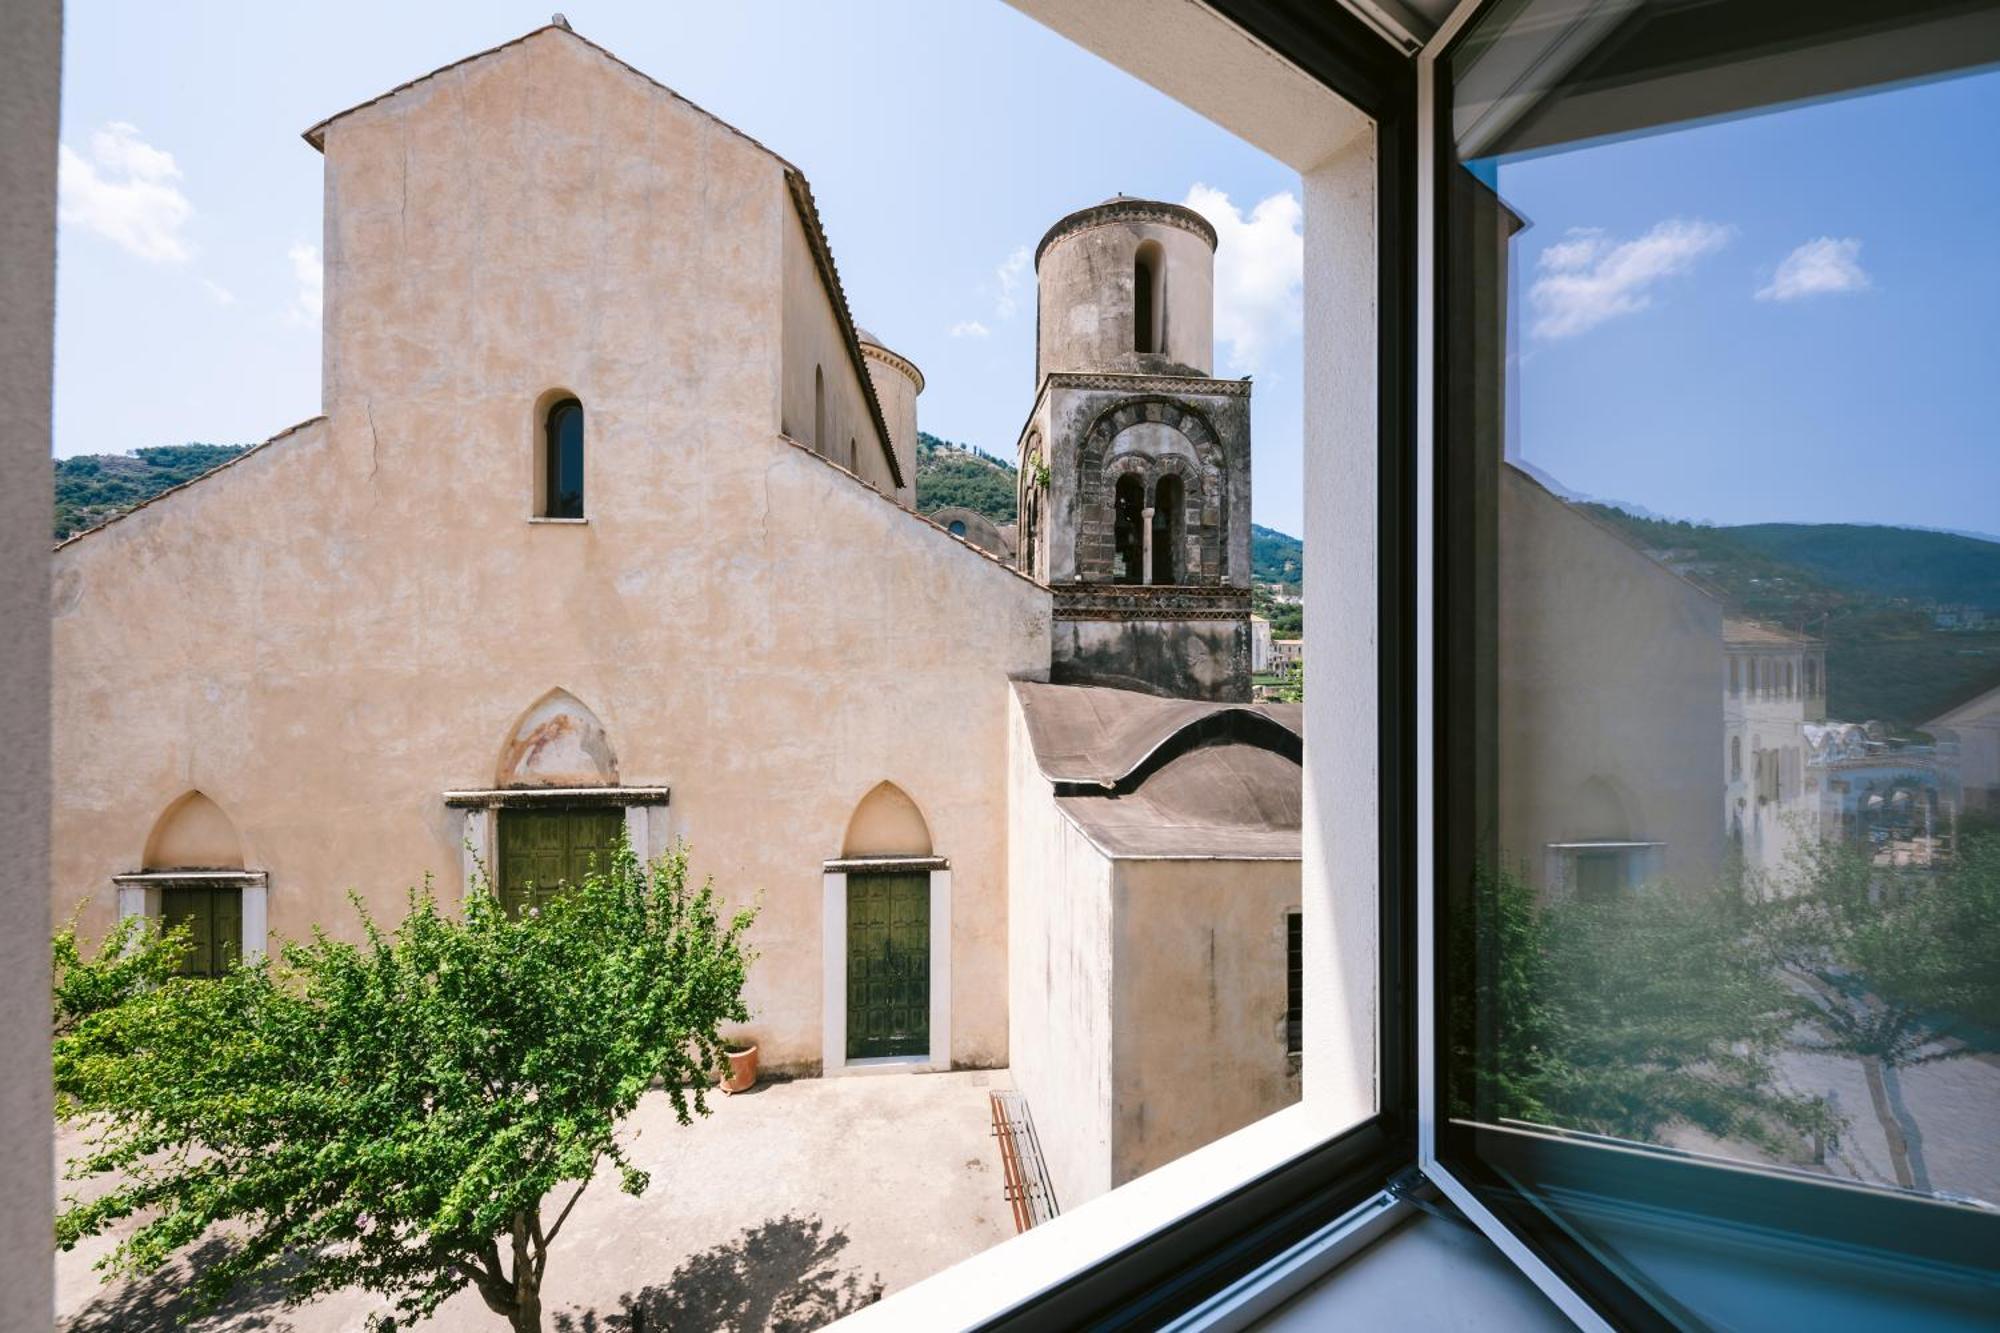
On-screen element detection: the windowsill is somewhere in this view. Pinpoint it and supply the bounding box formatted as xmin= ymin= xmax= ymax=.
xmin=441 ymin=786 xmax=670 ymax=808
xmin=526 ymin=516 xmax=588 ymax=525
xmin=832 ymin=1101 xmax=1355 ymax=1330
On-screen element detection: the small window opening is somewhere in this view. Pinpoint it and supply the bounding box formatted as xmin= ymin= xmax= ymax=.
xmin=1134 ymin=241 xmax=1162 ymax=354
xmin=1285 ymin=911 xmax=1303 ymax=1055
xmin=543 ymin=397 xmax=585 ymax=518
xmin=814 ymin=364 xmax=826 ymax=452
xmin=1151 ymin=474 xmax=1183 ymax=584
xmin=1113 ymin=474 xmax=1146 ymax=583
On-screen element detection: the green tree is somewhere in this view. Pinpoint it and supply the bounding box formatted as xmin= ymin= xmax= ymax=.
xmin=1451 ymin=865 xmax=1837 ymax=1159
xmin=1758 ymin=816 xmax=2000 ymax=1190
xmin=51 ymin=910 xmax=189 ymax=1039
xmin=56 ymin=841 xmax=754 ymax=1332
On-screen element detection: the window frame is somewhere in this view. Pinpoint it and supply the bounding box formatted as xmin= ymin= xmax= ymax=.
xmin=1418 ymin=3 xmax=2000 ymax=1329
xmin=966 ymin=0 xmax=1422 ymax=1324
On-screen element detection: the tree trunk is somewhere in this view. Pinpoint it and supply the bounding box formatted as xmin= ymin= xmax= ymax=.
xmin=1861 ymin=1054 xmax=1916 ymax=1189
xmin=509 ymin=1211 xmax=543 ymax=1333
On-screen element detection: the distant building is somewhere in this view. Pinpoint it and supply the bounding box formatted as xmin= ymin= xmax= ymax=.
xmin=1723 ymin=618 xmax=1826 ymax=879
xmin=1271 ymin=638 xmax=1303 ymax=672
xmin=1250 ymin=614 xmax=1273 ymax=674
xmin=927 ymin=505 xmax=1016 ymax=561
xmin=1928 ymin=682 xmax=2000 ymax=815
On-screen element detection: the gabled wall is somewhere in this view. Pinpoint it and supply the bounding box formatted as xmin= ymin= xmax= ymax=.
xmin=52 ymin=28 xmax=1053 ymax=1072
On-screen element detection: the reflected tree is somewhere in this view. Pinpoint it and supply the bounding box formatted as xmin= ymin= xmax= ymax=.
xmin=1451 ymin=864 xmax=1838 ymax=1159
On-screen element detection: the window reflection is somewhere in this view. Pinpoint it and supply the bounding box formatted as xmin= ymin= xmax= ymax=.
xmin=1447 ymin=32 xmax=2000 ymax=1219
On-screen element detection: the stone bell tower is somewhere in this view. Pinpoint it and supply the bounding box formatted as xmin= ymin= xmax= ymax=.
xmin=1014 ymin=196 xmax=1253 ymax=701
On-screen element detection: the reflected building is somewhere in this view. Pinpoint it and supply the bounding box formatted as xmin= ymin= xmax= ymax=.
xmin=1723 ymin=618 xmax=1826 ymax=880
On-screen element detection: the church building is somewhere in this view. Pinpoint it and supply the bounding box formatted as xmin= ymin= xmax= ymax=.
xmin=50 ymin=22 xmax=1300 ymax=1210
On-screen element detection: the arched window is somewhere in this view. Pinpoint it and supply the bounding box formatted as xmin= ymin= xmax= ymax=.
xmin=814 ymin=364 xmax=826 ymax=452
xmin=1134 ymin=241 xmax=1162 ymax=354
xmin=948 ymin=519 xmax=968 ymax=537
xmin=1151 ymin=474 xmax=1183 ymax=584
xmin=1113 ymin=474 xmax=1146 ymax=583
xmin=541 ymin=397 xmax=584 ymax=518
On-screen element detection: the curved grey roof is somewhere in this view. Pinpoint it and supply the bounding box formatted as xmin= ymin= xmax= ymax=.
xmin=1014 ymin=682 xmax=1302 ymax=860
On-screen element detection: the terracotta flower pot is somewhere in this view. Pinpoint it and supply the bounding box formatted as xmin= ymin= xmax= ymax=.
xmin=720 ymin=1042 xmax=759 ymax=1094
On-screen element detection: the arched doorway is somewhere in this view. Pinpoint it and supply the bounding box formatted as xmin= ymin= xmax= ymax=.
xmin=824 ymin=781 xmax=949 ymax=1073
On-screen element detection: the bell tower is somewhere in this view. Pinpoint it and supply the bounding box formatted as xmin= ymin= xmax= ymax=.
xmin=1015 ymin=197 xmax=1253 ymax=702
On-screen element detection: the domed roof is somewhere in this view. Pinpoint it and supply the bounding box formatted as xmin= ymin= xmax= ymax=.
xmin=1035 ymin=195 xmax=1218 ymax=268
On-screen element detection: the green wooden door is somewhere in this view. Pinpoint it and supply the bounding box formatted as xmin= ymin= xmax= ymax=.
xmin=846 ymin=872 xmax=930 ymax=1059
xmin=161 ymin=886 xmax=241 ymax=978
xmin=498 ymin=807 xmax=624 ymax=916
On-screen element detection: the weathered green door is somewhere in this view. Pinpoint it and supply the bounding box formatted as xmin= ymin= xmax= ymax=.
xmin=161 ymin=886 xmax=241 ymax=978
xmin=498 ymin=807 xmax=624 ymax=916
xmin=846 ymin=872 xmax=930 ymax=1059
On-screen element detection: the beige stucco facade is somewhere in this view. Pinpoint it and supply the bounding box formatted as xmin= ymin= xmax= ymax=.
xmin=1005 ymin=685 xmax=1301 ymax=1208
xmin=1497 ymin=466 xmax=1725 ymax=895
xmin=52 ymin=26 xmax=1050 ymax=1074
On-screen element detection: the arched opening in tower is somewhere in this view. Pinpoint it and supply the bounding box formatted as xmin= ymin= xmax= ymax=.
xmin=1152 ymin=474 xmax=1183 ymax=584
xmin=1134 ymin=241 xmax=1162 ymax=355
xmin=1114 ymin=474 xmax=1146 ymax=583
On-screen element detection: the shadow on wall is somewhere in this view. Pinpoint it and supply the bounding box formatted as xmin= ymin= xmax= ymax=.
xmin=63 ymin=1237 xmax=291 ymax=1332
xmin=552 ymin=1212 xmax=884 ymax=1333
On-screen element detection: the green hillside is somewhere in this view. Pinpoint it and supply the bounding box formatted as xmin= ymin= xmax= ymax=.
xmin=54 ymin=444 xmax=251 ymax=541
xmin=1252 ymin=524 xmax=1303 ymax=589
xmin=1580 ymin=504 xmax=2000 ymax=731
xmin=1728 ymin=523 xmax=2000 ymax=610
xmin=915 ymin=431 xmax=1016 ymax=522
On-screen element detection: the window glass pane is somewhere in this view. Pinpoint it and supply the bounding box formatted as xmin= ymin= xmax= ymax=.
xmin=1442 ymin=3 xmax=2000 ymax=1325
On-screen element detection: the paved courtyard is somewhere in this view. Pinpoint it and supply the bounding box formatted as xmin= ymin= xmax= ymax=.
xmin=57 ymin=1069 xmax=1017 ymax=1332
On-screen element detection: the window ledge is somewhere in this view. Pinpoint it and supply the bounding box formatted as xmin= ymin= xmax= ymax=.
xmin=831 ymin=1102 xmax=1358 ymax=1331
xmin=442 ymin=786 xmax=670 ymax=809
xmin=527 ymin=516 xmax=589 ymax=525
xmin=112 ymin=869 xmax=267 ymax=887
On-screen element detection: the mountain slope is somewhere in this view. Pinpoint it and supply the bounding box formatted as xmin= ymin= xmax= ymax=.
xmin=915 ymin=431 xmax=1016 ymax=522
xmin=1727 ymin=524 xmax=2000 ymax=610
xmin=54 ymin=444 xmax=252 ymax=541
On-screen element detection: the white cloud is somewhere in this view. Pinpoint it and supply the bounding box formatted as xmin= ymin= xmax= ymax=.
xmin=949 ymin=320 xmax=990 ymax=339
xmin=1529 ymin=219 xmax=1732 ymax=339
xmin=288 ymin=242 xmax=323 ymax=325
xmin=994 ymin=246 xmax=1030 ymax=319
xmin=1756 ymin=236 xmax=1869 ymax=302
xmin=201 ymin=278 xmax=235 ymax=306
xmin=1182 ymin=184 xmax=1303 ymax=374
xmin=57 ymin=122 xmax=194 ymax=263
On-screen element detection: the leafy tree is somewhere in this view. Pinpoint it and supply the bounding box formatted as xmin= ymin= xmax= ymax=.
xmin=51 ymin=910 xmax=189 ymax=1039
xmin=1756 ymin=816 xmax=2000 ymax=1189
xmin=56 ymin=841 xmax=755 ymax=1333
xmin=1450 ymin=864 xmax=1837 ymax=1159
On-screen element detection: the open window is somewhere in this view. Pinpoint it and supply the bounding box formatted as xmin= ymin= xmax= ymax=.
xmin=1431 ymin=2 xmax=2000 ymax=1327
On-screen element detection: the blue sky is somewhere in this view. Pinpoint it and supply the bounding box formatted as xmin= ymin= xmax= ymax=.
xmin=53 ymin=1 xmax=1310 ymax=534
xmin=1488 ymin=64 xmax=2000 ymax=536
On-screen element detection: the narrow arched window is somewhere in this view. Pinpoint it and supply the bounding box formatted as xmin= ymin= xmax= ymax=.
xmin=543 ymin=397 xmax=584 ymax=518
xmin=1134 ymin=242 xmax=1161 ymax=354
xmin=1113 ymin=474 xmax=1146 ymax=583
xmin=814 ymin=364 xmax=826 ymax=452
xmin=1151 ymin=474 xmax=1183 ymax=584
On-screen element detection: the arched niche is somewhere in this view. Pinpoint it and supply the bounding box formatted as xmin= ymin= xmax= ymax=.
xmin=143 ymin=791 xmax=244 ymax=870
xmin=1569 ymin=774 xmax=1640 ymax=842
xmin=497 ymin=688 xmax=619 ymax=788
xmin=841 ymin=781 xmax=933 ymax=858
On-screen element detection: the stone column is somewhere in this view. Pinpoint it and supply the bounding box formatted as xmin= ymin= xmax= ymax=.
xmin=1141 ymin=506 xmax=1155 ymax=585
